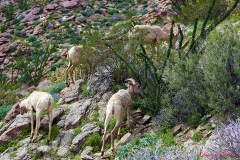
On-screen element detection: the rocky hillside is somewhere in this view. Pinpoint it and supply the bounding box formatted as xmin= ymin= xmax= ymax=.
xmin=0 ymin=0 xmax=240 ymax=159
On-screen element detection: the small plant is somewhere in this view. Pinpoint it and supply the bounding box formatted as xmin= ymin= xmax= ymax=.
xmin=8 ymin=45 xmax=17 ymax=53
xmin=3 ymin=3 xmax=15 ymax=21
xmin=47 ymin=82 xmax=66 ymax=95
xmin=192 ymin=131 xmax=202 ymax=142
xmin=82 ymin=133 xmax=101 ymax=152
xmin=0 ymin=22 xmax=10 ymax=33
xmin=187 ymin=113 xmax=202 ymax=128
xmin=15 ymin=25 xmax=24 ymax=31
xmin=92 ymin=107 xmax=99 ymax=121
xmin=50 ymin=62 xmax=64 ymax=71
xmin=82 ymin=84 xmax=96 ymax=98
xmin=0 ymin=105 xmax=12 ymax=120
xmin=31 ymin=41 xmax=41 ymax=47
xmin=27 ymin=35 xmax=37 ymax=42
xmin=108 ymin=8 xmax=119 ymax=15
xmin=157 ymin=130 xmax=175 ymax=147
xmin=9 ymin=152 xmax=17 ymax=158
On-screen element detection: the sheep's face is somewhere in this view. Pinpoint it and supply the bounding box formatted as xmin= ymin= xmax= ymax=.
xmin=19 ymin=100 xmax=26 ymax=115
xmin=132 ymin=82 xmax=143 ymax=96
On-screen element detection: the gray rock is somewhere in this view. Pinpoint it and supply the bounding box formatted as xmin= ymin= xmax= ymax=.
xmin=62 ymin=1 xmax=78 ymax=9
xmin=64 ymin=98 xmax=97 ymax=130
xmin=40 ymin=108 xmax=64 ymax=129
xmin=70 ymin=123 xmax=100 ymax=152
xmin=36 ymin=80 xmax=51 ymax=91
xmin=16 ymin=146 xmax=28 ymax=160
xmin=57 ymin=146 xmax=69 ymax=158
xmin=81 ymin=146 xmax=93 ymax=159
xmin=55 ymin=129 xmax=74 ymax=147
xmin=60 ymin=79 xmax=84 ymax=104
xmin=37 ymin=145 xmax=50 ymax=156
xmin=0 ymin=114 xmax=30 ymax=145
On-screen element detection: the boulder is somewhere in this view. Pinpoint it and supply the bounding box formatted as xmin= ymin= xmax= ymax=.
xmin=40 ymin=108 xmax=64 ymax=129
xmin=70 ymin=123 xmax=100 ymax=152
xmin=4 ymin=103 xmax=20 ymax=122
xmin=36 ymin=80 xmax=51 ymax=91
xmin=0 ymin=114 xmax=30 ymax=145
xmin=60 ymin=79 xmax=84 ymax=104
xmin=64 ymin=98 xmax=97 ymax=130
xmin=62 ymin=1 xmax=78 ymax=9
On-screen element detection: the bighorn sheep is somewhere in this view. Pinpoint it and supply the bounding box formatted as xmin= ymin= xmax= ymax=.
xmin=101 ymin=78 xmax=143 ymax=157
xmin=132 ymin=25 xmax=169 ymax=44
xmin=19 ymin=91 xmax=54 ymax=143
xmin=65 ymin=45 xmax=114 ymax=87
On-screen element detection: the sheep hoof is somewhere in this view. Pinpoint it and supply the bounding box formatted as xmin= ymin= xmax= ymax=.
xmin=47 ymin=139 xmax=50 ymax=145
xmin=101 ymin=151 xmax=104 ymax=157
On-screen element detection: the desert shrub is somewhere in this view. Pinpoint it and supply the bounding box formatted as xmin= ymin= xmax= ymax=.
xmin=192 ymin=131 xmax=202 ymax=142
xmin=15 ymin=31 xmax=25 ymax=37
xmin=32 ymin=41 xmax=41 ymax=47
xmin=81 ymin=9 xmax=92 ymax=17
xmin=3 ymin=3 xmax=15 ymax=21
xmin=157 ymin=130 xmax=175 ymax=147
xmin=27 ymin=35 xmax=37 ymax=42
xmin=12 ymin=18 xmax=20 ymax=25
xmin=17 ymin=0 xmax=30 ymax=11
xmin=199 ymin=26 xmax=240 ymax=113
xmin=206 ymin=118 xmax=240 ymax=158
xmin=15 ymin=25 xmax=24 ymax=31
xmin=82 ymin=133 xmax=101 ymax=152
xmin=13 ymin=42 xmax=57 ymax=86
xmin=117 ymin=135 xmax=200 ymax=159
xmin=50 ymin=62 xmax=64 ymax=71
xmin=9 ymin=45 xmax=17 ymax=52
xmin=172 ymin=0 xmax=228 ymax=23
xmin=47 ymin=67 xmax=66 ymax=84
xmin=48 ymin=82 xmax=66 ymax=95
xmin=187 ymin=113 xmax=202 ymax=128
xmin=0 ymin=22 xmax=10 ymax=33
xmin=0 ymin=73 xmax=20 ymax=106
xmin=108 ymin=8 xmax=119 ymax=15
xmin=0 ymin=105 xmax=12 ymax=120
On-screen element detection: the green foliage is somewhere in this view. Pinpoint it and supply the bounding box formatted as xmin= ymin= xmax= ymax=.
xmin=0 ymin=105 xmax=12 ymax=120
xmin=0 ymin=22 xmax=10 ymax=33
xmin=3 ymin=3 xmax=15 ymax=21
xmin=157 ymin=130 xmax=175 ymax=147
xmin=8 ymin=45 xmax=17 ymax=53
xmin=108 ymin=119 xmax=117 ymax=131
xmin=27 ymin=35 xmax=37 ymax=42
xmin=13 ymin=41 xmax=57 ymax=86
xmin=200 ymin=26 xmax=240 ymax=113
xmin=50 ymin=61 xmax=64 ymax=71
xmin=14 ymin=31 xmax=25 ymax=37
xmin=15 ymin=25 xmax=24 ymax=31
xmin=0 ymin=128 xmax=30 ymax=153
xmin=187 ymin=113 xmax=202 ymax=128
xmin=192 ymin=131 xmax=202 ymax=142
xmin=31 ymin=41 xmax=41 ymax=47
xmin=48 ymin=82 xmax=66 ymax=95
xmin=0 ymin=73 xmax=20 ymax=106
xmin=17 ymin=0 xmax=31 ymax=11
xmin=92 ymin=107 xmax=99 ymax=121
xmin=82 ymin=84 xmax=96 ymax=98
xmin=107 ymin=8 xmax=119 ymax=15
xmin=82 ymin=133 xmax=101 ymax=152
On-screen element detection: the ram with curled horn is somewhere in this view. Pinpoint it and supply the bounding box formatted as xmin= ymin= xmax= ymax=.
xmin=101 ymin=77 xmax=143 ymax=157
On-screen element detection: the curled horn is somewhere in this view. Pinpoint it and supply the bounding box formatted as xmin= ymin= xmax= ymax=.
xmin=125 ymin=78 xmax=136 ymax=85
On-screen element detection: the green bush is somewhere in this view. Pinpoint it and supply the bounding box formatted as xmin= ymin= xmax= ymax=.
xmin=0 ymin=105 xmax=12 ymax=120
xmin=199 ymin=26 xmax=240 ymax=113
xmin=157 ymin=130 xmax=175 ymax=147
xmin=32 ymin=41 xmax=41 ymax=47
xmin=187 ymin=113 xmax=202 ymax=128
xmin=15 ymin=25 xmax=24 ymax=31
xmin=27 ymin=35 xmax=37 ymax=42
xmin=50 ymin=62 xmax=64 ymax=71
xmin=108 ymin=8 xmax=119 ymax=15
xmin=192 ymin=131 xmax=202 ymax=142
xmin=48 ymin=82 xmax=66 ymax=95
xmin=83 ymin=133 xmax=101 ymax=152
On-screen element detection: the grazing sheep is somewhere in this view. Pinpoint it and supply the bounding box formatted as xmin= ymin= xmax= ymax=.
xmin=101 ymin=78 xmax=143 ymax=157
xmin=19 ymin=91 xmax=54 ymax=143
xmin=132 ymin=25 xmax=169 ymax=44
xmin=65 ymin=46 xmax=100 ymax=87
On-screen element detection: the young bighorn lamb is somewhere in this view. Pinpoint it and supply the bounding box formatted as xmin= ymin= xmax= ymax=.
xmin=19 ymin=91 xmax=54 ymax=143
xmin=101 ymin=78 xmax=143 ymax=157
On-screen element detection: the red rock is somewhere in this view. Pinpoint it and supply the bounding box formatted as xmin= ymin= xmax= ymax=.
xmin=62 ymin=1 xmax=78 ymax=9
xmin=31 ymin=7 xmax=41 ymax=15
xmin=26 ymin=86 xmax=37 ymax=93
xmin=4 ymin=103 xmax=20 ymax=122
xmin=37 ymin=80 xmax=51 ymax=91
xmin=45 ymin=4 xmax=56 ymax=10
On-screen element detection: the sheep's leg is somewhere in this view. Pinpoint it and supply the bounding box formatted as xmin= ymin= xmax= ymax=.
xmin=47 ymin=111 xmax=53 ymax=144
xmin=117 ymin=123 xmax=122 ymax=137
xmin=69 ymin=65 xmax=75 ymax=84
xmin=127 ymin=108 xmax=132 ymax=133
xmin=65 ymin=62 xmax=72 ymax=87
xmin=32 ymin=110 xmax=42 ymax=142
xmin=110 ymin=120 xmax=122 ymax=153
xmin=30 ymin=110 xmax=34 ymax=139
xmin=101 ymin=116 xmax=111 ymax=157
